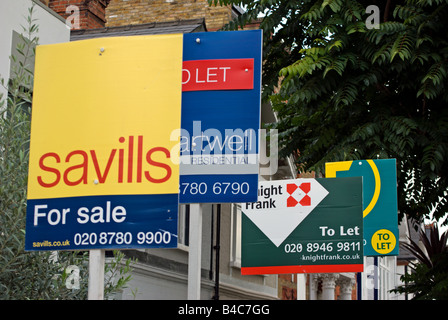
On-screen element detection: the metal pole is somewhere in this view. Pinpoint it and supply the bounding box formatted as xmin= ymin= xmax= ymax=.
xmin=212 ymin=204 xmax=221 ymax=300
xmin=357 ymin=272 xmax=362 ymax=300
xmin=374 ymin=256 xmax=378 ymax=300
xmin=209 ymin=205 xmax=214 ymax=281
xmin=88 ymin=249 xmax=105 ymax=300
xmin=188 ymin=203 xmax=203 ymax=300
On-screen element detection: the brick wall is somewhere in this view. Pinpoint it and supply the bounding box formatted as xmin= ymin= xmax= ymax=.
xmin=278 ymin=274 xmax=297 ymax=300
xmin=106 ymin=0 xmax=233 ymax=31
xmin=42 ymin=0 xmax=110 ymax=29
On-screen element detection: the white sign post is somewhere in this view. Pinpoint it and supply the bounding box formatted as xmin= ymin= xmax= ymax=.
xmin=187 ymin=204 xmax=203 ymax=299
xmin=88 ymin=249 xmax=105 ymax=300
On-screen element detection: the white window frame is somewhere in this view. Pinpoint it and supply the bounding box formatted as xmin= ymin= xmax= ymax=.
xmin=177 ymin=204 xmax=189 ymax=251
xmin=230 ymin=203 xmax=242 ymax=268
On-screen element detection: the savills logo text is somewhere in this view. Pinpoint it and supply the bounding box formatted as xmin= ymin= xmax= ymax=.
xmin=37 ymin=135 xmax=172 ymax=188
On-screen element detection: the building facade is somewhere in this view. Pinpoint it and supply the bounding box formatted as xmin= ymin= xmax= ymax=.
xmin=0 ymin=0 xmax=70 ymax=100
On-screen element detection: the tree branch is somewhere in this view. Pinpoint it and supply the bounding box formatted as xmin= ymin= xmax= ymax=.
xmin=384 ymin=0 xmax=392 ymax=22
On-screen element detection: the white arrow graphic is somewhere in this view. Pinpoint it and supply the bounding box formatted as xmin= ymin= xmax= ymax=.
xmin=241 ymin=179 xmax=329 ymax=247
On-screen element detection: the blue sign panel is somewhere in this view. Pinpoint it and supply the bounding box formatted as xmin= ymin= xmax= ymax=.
xmin=26 ymin=194 xmax=178 ymax=250
xmin=179 ymin=30 xmax=262 ymax=203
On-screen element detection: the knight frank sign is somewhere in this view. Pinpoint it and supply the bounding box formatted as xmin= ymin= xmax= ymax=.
xmin=241 ymin=178 xmax=364 ymax=275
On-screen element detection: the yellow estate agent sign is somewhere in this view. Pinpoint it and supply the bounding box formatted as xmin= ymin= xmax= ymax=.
xmin=26 ymin=34 xmax=183 ymax=250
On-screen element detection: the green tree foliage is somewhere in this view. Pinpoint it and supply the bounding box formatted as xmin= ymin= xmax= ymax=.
xmin=211 ymin=0 xmax=448 ymax=225
xmin=0 ymin=4 xmax=133 ymax=299
xmin=393 ymin=223 xmax=448 ymax=299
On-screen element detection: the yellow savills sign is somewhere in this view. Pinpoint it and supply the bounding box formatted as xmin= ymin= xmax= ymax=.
xmin=27 ymin=35 xmax=183 ymax=200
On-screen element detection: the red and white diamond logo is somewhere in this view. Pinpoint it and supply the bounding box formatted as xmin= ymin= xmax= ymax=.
xmin=242 ymin=179 xmax=329 ymax=247
xmin=287 ymin=182 xmax=311 ymax=207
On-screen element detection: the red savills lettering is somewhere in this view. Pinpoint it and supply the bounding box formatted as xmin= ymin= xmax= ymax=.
xmin=182 ymin=58 xmax=254 ymax=92
xmin=38 ymin=152 xmax=61 ymax=188
xmin=37 ymin=135 xmax=172 ymax=187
